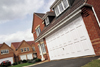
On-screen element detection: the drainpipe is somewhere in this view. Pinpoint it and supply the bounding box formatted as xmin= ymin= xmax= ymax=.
xmin=92 ymin=7 xmax=100 ymax=27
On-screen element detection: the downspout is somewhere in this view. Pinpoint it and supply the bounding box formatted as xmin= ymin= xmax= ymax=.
xmin=92 ymin=7 xmax=100 ymax=27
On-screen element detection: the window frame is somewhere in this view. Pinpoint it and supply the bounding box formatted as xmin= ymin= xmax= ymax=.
xmin=1 ymin=49 xmax=9 ymax=55
xmin=33 ymin=47 xmax=35 ymax=51
xmin=24 ymin=48 xmax=27 ymax=52
xmin=54 ymin=0 xmax=69 ymax=17
xmin=27 ymin=48 xmax=29 ymax=51
xmin=36 ymin=26 xmax=41 ymax=37
xmin=45 ymin=17 xmax=50 ymax=26
xmin=21 ymin=48 xmax=23 ymax=52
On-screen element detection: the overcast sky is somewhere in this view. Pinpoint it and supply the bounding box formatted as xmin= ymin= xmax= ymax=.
xmin=0 ymin=0 xmax=55 ymax=46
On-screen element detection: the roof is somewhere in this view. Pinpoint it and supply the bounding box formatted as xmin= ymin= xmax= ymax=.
xmin=35 ymin=0 xmax=86 ymax=42
xmin=0 ymin=44 xmax=3 ymax=47
xmin=35 ymin=13 xmax=45 ymax=19
xmin=12 ymin=40 xmax=35 ymax=49
xmin=0 ymin=43 xmax=13 ymax=50
xmin=26 ymin=41 xmax=35 ymax=46
xmin=42 ymin=11 xmax=55 ymax=20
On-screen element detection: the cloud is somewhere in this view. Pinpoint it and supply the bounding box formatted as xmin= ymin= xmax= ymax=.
xmin=0 ymin=0 xmax=44 ymax=23
xmin=0 ymin=28 xmax=34 ymax=46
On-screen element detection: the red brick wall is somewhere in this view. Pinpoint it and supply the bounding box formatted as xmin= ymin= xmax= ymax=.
xmin=32 ymin=14 xmax=50 ymax=60
xmin=32 ymin=14 xmax=45 ymax=40
xmin=81 ymin=6 xmax=100 ymax=56
xmin=87 ymin=0 xmax=100 ymax=24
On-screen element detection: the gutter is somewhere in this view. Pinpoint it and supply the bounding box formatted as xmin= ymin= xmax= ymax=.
xmin=35 ymin=3 xmax=86 ymax=42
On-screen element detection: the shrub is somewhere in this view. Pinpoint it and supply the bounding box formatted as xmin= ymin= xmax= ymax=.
xmin=22 ymin=60 xmax=27 ymax=63
xmin=18 ymin=61 xmax=21 ymax=64
xmin=35 ymin=58 xmax=41 ymax=62
xmin=13 ymin=62 xmax=17 ymax=65
xmin=33 ymin=58 xmax=37 ymax=60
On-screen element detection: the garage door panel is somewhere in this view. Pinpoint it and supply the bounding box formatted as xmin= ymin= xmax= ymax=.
xmin=20 ymin=55 xmax=27 ymax=60
xmin=46 ymin=14 xmax=95 ymax=60
xmin=27 ymin=54 xmax=33 ymax=60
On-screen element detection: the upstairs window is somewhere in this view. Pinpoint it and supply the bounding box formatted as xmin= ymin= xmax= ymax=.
xmin=21 ymin=49 xmax=23 ymax=52
xmin=24 ymin=48 xmax=26 ymax=52
xmin=62 ymin=0 xmax=69 ymax=9
xmin=27 ymin=48 xmax=29 ymax=51
xmin=55 ymin=6 xmax=60 ymax=16
xmin=45 ymin=17 xmax=50 ymax=26
xmin=59 ymin=2 xmax=64 ymax=13
xmin=54 ymin=0 xmax=69 ymax=17
xmin=36 ymin=26 xmax=41 ymax=37
xmin=33 ymin=47 xmax=35 ymax=51
xmin=1 ymin=50 xmax=9 ymax=55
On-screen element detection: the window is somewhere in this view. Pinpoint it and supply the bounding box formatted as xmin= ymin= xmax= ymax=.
xmin=54 ymin=0 xmax=69 ymax=17
xmin=55 ymin=6 xmax=60 ymax=16
xmin=24 ymin=48 xmax=26 ymax=52
xmin=62 ymin=0 xmax=69 ymax=9
xmin=1 ymin=50 xmax=9 ymax=55
xmin=59 ymin=2 xmax=64 ymax=12
xmin=36 ymin=26 xmax=41 ymax=36
xmin=27 ymin=48 xmax=29 ymax=51
xmin=21 ymin=49 xmax=23 ymax=52
xmin=33 ymin=47 xmax=35 ymax=51
xmin=41 ymin=43 xmax=46 ymax=53
xmin=45 ymin=17 xmax=50 ymax=26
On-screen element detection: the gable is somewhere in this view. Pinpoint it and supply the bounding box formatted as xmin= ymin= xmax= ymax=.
xmin=0 ymin=44 xmax=13 ymax=51
xmin=18 ymin=41 xmax=31 ymax=50
xmin=32 ymin=14 xmax=45 ymax=40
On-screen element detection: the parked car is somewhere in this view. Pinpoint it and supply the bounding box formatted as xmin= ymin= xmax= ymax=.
xmin=1 ymin=60 xmax=11 ymax=66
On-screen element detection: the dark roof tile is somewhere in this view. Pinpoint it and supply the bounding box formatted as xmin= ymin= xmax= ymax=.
xmin=35 ymin=13 xmax=45 ymax=18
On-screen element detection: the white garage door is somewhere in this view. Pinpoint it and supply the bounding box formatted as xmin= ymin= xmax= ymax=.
xmin=0 ymin=57 xmax=13 ymax=64
xmin=46 ymin=14 xmax=95 ymax=60
xmin=20 ymin=55 xmax=27 ymax=60
xmin=27 ymin=54 xmax=33 ymax=60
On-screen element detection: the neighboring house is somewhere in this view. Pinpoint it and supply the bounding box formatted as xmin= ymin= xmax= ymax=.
xmin=11 ymin=40 xmax=36 ymax=62
xmin=0 ymin=43 xmax=14 ymax=64
xmin=32 ymin=0 xmax=100 ymax=61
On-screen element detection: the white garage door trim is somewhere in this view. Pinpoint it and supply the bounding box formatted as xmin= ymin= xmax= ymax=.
xmin=46 ymin=14 xmax=95 ymax=60
xmin=0 ymin=57 xmax=13 ymax=64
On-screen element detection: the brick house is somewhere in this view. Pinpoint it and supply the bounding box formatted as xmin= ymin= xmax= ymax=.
xmin=32 ymin=0 xmax=100 ymax=61
xmin=11 ymin=40 xmax=37 ymax=62
xmin=0 ymin=43 xmax=14 ymax=64
xmin=32 ymin=13 xmax=50 ymax=61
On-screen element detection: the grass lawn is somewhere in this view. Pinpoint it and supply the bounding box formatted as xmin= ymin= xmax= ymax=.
xmin=82 ymin=59 xmax=100 ymax=67
xmin=10 ymin=63 xmax=34 ymax=67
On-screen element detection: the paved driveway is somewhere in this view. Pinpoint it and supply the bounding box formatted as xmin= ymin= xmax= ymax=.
xmin=30 ymin=56 xmax=99 ymax=67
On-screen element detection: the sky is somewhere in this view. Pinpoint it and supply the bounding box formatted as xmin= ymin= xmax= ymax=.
xmin=0 ymin=0 xmax=55 ymax=46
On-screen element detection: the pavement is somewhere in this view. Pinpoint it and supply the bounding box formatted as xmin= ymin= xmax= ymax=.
xmin=25 ymin=56 xmax=99 ymax=67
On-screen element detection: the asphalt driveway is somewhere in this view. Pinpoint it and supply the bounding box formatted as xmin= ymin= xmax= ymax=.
xmin=30 ymin=56 xmax=99 ymax=67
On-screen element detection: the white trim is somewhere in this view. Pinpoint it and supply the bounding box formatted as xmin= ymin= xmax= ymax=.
xmin=92 ymin=7 xmax=100 ymax=27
